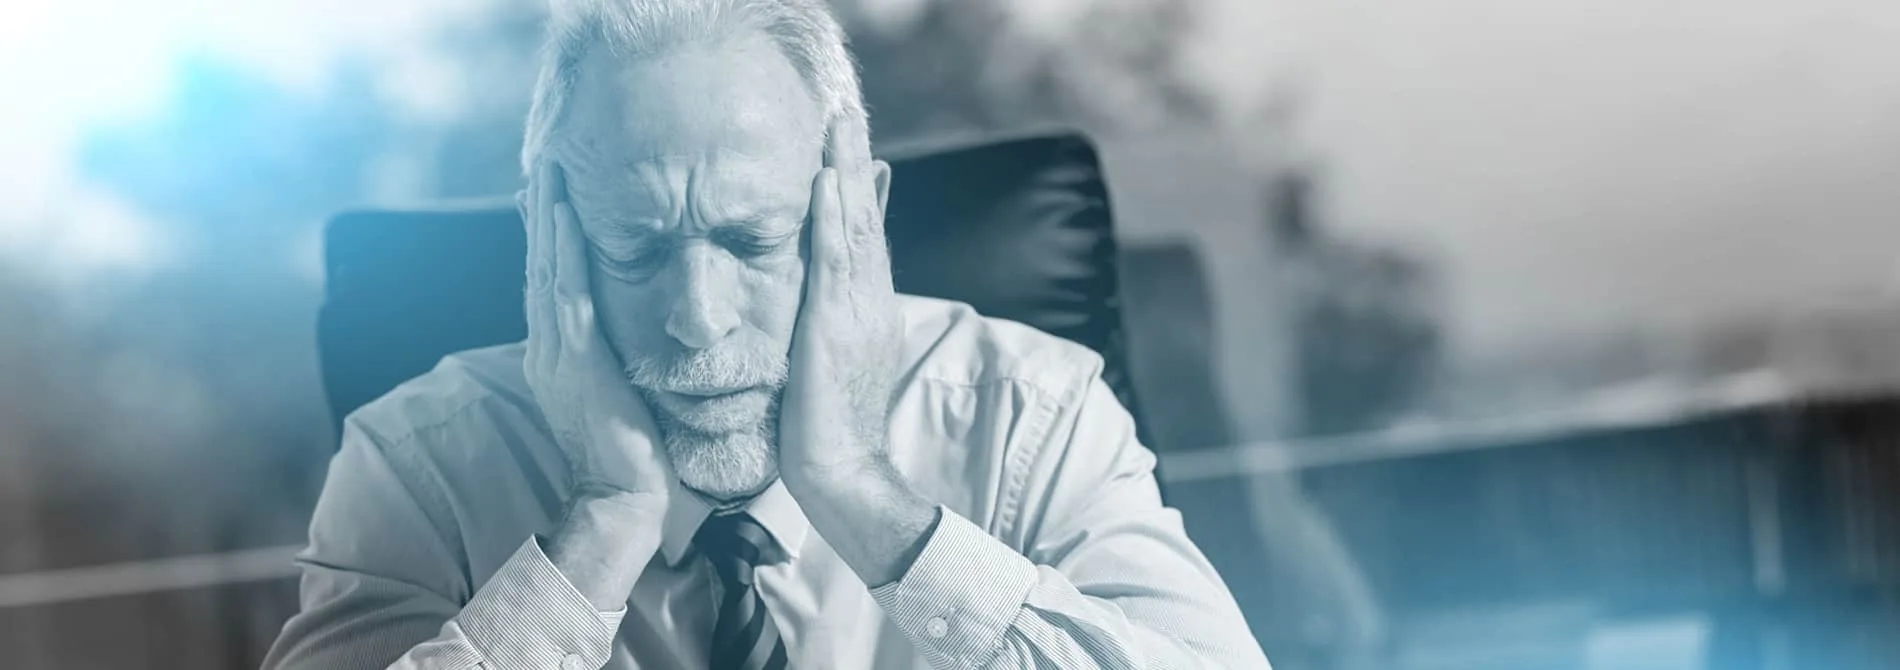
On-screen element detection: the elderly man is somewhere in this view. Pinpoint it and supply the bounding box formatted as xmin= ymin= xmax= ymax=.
xmin=265 ymin=1 xmax=1269 ymax=668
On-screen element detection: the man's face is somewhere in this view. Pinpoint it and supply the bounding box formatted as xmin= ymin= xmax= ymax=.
xmin=548 ymin=32 xmax=825 ymax=499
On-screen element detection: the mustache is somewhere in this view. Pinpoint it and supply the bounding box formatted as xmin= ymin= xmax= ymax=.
xmin=622 ymin=341 xmax=789 ymax=393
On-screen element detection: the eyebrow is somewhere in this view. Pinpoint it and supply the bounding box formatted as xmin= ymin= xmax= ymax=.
xmin=583 ymin=214 xmax=661 ymax=244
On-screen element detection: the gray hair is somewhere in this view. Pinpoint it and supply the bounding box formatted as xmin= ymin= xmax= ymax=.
xmin=521 ymin=0 xmax=866 ymax=174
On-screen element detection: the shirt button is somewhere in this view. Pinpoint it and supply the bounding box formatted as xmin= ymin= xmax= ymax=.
xmin=560 ymin=653 xmax=584 ymax=670
xmin=925 ymin=616 xmax=949 ymax=639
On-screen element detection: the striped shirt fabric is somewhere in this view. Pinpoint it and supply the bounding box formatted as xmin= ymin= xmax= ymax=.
xmin=264 ymin=295 xmax=1272 ymax=670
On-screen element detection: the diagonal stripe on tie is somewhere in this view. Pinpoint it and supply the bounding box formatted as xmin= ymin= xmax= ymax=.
xmin=738 ymin=614 xmax=783 ymax=670
xmin=696 ymin=512 xmax=787 ymax=670
xmin=761 ymin=641 xmax=787 ymax=670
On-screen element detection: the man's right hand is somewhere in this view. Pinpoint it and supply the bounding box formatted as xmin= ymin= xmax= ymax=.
xmin=520 ymin=160 xmax=673 ymax=504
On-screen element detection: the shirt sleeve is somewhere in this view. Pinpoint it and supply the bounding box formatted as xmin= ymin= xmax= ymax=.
xmin=264 ymin=418 xmax=622 ymax=670
xmin=868 ymin=373 xmax=1273 ymax=670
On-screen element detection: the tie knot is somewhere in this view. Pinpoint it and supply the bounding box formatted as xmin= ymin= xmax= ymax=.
xmin=694 ymin=512 xmax=777 ymax=581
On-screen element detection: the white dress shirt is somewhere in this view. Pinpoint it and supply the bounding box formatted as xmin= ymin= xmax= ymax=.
xmin=264 ymin=295 xmax=1271 ymax=669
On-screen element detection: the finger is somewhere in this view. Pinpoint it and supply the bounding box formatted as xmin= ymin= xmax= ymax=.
xmin=527 ymin=162 xmax=557 ymax=296
xmin=822 ymin=118 xmax=842 ymax=169
xmin=551 ymin=194 xmax=598 ymax=356
xmin=842 ymin=164 xmax=886 ymax=268
xmin=518 ymin=187 xmax=543 ymax=377
xmin=549 ymin=164 xmax=583 ymax=302
xmin=804 ymin=167 xmax=849 ymax=304
xmin=525 ymin=162 xmax=559 ymax=384
xmin=521 ymin=170 xmax=539 ymax=293
xmin=516 ymin=186 xmax=541 ymax=298
xmin=822 ymin=117 xmax=888 ymax=267
xmin=824 ymin=115 xmax=872 ymax=173
xmin=835 ymin=155 xmax=863 ymax=268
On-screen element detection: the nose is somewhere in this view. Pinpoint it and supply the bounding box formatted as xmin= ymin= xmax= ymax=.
xmin=664 ymin=243 xmax=741 ymax=349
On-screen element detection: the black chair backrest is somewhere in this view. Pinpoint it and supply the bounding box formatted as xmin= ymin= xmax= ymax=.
xmin=1120 ymin=241 xmax=1236 ymax=454
xmin=318 ymin=134 xmax=1146 ymax=443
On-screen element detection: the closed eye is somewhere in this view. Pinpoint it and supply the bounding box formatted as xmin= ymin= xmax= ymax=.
xmin=590 ymin=240 xmax=671 ymax=281
xmin=711 ymin=225 xmax=795 ymax=259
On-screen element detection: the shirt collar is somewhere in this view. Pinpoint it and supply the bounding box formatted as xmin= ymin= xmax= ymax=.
xmin=659 ymin=477 xmax=811 ymax=568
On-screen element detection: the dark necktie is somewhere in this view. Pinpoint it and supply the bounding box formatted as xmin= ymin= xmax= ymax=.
xmin=695 ymin=512 xmax=788 ymax=670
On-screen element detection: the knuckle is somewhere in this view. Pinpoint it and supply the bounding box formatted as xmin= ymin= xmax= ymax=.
xmin=564 ymin=299 xmax=594 ymax=332
xmin=526 ymin=268 xmax=553 ymax=291
xmin=823 ymin=253 xmax=851 ymax=276
xmin=853 ymin=203 xmax=882 ymax=229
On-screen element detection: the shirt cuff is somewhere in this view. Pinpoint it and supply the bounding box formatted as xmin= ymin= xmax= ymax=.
xmin=455 ymin=536 xmax=620 ymax=669
xmin=870 ymin=507 xmax=1039 ymax=669
xmin=599 ymin=606 xmax=627 ymax=631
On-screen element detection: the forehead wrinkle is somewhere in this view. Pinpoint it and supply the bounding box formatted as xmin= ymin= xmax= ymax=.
xmin=634 ymin=159 xmax=685 ymax=231
xmin=666 ymin=152 xmax=802 ymax=224
xmin=565 ymin=150 xmax=808 ymax=243
xmin=681 ymin=162 xmax=765 ymax=235
xmin=696 ymin=192 xmax=801 ymax=229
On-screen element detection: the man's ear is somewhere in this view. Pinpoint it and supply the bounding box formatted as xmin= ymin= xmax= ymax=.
xmin=872 ymin=159 xmax=892 ymax=217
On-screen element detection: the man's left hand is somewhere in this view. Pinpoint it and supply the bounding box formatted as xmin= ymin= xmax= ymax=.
xmin=777 ymin=118 xmax=938 ymax=589
xmin=777 ymin=116 xmax=901 ymax=493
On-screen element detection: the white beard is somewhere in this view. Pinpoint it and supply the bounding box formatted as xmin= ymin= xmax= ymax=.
xmin=621 ymin=334 xmax=789 ymax=502
xmin=654 ymin=403 xmax=780 ymax=501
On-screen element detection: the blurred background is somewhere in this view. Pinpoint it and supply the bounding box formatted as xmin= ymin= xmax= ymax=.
xmin=2 ymin=0 xmax=1898 ymax=668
